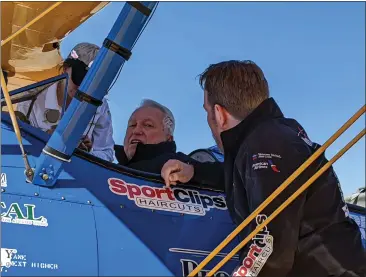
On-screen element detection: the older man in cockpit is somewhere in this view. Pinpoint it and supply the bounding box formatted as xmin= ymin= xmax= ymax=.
xmin=115 ymin=99 xmax=223 ymax=189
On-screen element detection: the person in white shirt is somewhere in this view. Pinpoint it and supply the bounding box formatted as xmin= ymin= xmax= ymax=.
xmin=16 ymin=42 xmax=115 ymax=162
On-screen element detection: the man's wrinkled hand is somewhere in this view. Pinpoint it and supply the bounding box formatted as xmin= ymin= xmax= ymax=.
xmin=78 ymin=136 xmax=92 ymax=152
xmin=161 ymin=159 xmax=194 ymax=187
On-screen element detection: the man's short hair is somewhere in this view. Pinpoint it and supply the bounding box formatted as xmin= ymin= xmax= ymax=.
xmin=139 ymin=99 xmax=175 ymax=135
xmin=199 ymin=60 xmax=269 ymax=120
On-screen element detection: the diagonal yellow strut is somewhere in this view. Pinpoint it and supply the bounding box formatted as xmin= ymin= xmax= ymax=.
xmin=1 ymin=2 xmax=62 ymax=46
xmin=0 ymin=71 xmax=34 ymax=180
xmin=189 ymin=104 xmax=365 ymax=277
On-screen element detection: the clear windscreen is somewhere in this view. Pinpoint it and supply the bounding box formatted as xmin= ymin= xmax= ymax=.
xmin=1 ymin=75 xmax=67 ymax=114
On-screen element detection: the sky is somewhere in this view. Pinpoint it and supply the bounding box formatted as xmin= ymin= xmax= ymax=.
xmin=60 ymin=1 xmax=365 ymax=196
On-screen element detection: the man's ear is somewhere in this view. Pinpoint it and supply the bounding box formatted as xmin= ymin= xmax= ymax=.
xmin=167 ymin=134 xmax=173 ymax=142
xmin=213 ymin=104 xmax=229 ymax=129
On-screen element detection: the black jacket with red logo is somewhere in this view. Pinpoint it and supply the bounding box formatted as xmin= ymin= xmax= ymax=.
xmin=220 ymin=98 xmax=366 ymax=277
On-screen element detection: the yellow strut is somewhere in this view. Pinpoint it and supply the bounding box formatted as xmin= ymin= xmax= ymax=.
xmin=0 ymin=71 xmax=33 ymax=180
xmin=1 ymin=2 xmax=62 ymax=46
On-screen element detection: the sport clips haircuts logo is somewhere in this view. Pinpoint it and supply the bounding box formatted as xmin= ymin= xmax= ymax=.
xmin=108 ymin=178 xmax=227 ymax=216
xmin=233 ymin=214 xmax=273 ymax=276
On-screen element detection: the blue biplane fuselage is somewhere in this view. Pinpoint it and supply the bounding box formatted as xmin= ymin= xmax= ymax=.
xmin=1 ymin=111 xmax=241 ymax=276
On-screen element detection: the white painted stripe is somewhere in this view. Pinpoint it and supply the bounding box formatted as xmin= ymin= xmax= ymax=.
xmin=169 ymin=248 xmax=240 ymax=260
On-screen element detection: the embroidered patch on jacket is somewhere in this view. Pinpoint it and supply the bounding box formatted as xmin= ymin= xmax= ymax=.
xmin=297 ymin=127 xmax=313 ymax=147
xmin=252 ymin=153 xmax=281 ymax=173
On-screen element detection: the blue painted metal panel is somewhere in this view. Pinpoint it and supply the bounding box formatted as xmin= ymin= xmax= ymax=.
xmin=99 ymin=203 xmax=239 ymax=276
xmin=1 ymin=120 xmax=40 ymax=196
xmin=91 ymin=173 xmax=238 ymax=274
xmin=1 ymin=122 xmax=38 ymax=168
xmin=208 ymin=145 xmax=224 ymax=162
xmin=1 ymin=194 xmax=98 ymax=276
xmin=349 ymin=211 xmax=366 ymax=249
xmin=0 ymin=167 xmax=40 ymax=197
xmin=94 ymin=206 xmax=174 ymax=276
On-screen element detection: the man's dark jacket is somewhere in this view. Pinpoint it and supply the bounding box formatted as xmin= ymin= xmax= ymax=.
xmin=114 ymin=141 xmax=224 ymax=189
xmin=221 ymin=98 xmax=365 ymax=277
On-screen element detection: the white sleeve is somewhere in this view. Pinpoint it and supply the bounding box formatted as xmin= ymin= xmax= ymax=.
xmin=15 ymin=101 xmax=31 ymax=117
xmin=89 ymin=101 xmax=115 ymax=162
xmin=15 ymin=100 xmax=38 ymax=127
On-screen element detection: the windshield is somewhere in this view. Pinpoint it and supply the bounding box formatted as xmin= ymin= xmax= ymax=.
xmin=1 ymin=74 xmax=67 ymax=110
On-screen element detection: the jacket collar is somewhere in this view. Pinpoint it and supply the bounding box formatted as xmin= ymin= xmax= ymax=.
xmin=115 ymin=141 xmax=177 ymax=165
xmin=221 ymin=98 xmax=284 ymax=154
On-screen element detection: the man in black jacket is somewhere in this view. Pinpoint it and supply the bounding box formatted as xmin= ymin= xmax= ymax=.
xmin=115 ymin=99 xmax=224 ymax=189
xmin=161 ymin=60 xmax=365 ymax=276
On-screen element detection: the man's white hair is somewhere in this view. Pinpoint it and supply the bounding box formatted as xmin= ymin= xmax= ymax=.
xmin=139 ymin=99 xmax=175 ymax=135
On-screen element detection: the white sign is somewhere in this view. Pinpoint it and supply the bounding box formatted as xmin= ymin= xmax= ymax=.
xmin=1 ymin=202 xmax=48 ymax=227
xmin=108 ymin=177 xmax=227 ymax=216
xmin=1 ymin=248 xmax=59 ymax=273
